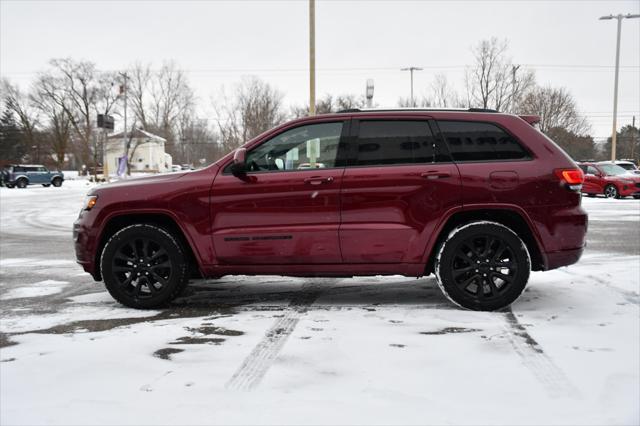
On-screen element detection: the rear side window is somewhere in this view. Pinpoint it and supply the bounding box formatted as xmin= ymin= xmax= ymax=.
xmin=438 ymin=121 xmax=530 ymax=162
xmin=355 ymin=120 xmax=438 ymax=166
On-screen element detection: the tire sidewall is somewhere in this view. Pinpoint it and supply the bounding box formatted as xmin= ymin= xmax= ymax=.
xmin=17 ymin=179 xmax=27 ymax=188
xmin=435 ymin=221 xmax=531 ymax=311
xmin=52 ymin=178 xmax=62 ymax=187
xmin=101 ymin=224 xmax=188 ymax=309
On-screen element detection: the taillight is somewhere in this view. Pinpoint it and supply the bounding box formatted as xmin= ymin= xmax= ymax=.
xmin=554 ymin=168 xmax=584 ymax=191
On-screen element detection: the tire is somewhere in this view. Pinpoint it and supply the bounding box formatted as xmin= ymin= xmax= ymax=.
xmin=435 ymin=221 xmax=531 ymax=311
xmin=100 ymin=224 xmax=189 ymax=309
xmin=634 ymin=195 xmax=640 ymax=200
xmin=16 ymin=178 xmax=28 ymax=188
xmin=587 ymin=193 xmax=596 ymax=198
xmin=42 ymin=184 xmax=51 ymax=187
xmin=604 ymin=184 xmax=619 ymax=199
xmin=52 ymin=177 xmax=63 ymax=187
xmin=5 ymin=184 xmax=14 ymax=188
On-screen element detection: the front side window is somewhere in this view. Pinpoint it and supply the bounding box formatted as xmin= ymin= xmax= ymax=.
xmin=586 ymin=166 xmax=599 ymax=175
xmin=438 ymin=120 xmax=530 ymax=162
xmin=244 ymin=122 xmax=344 ymax=172
xmin=355 ymin=120 xmax=438 ymax=166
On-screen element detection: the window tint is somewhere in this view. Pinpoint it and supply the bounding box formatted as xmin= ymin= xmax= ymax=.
xmin=25 ymin=166 xmax=38 ymax=172
xmin=438 ymin=121 xmax=529 ymax=162
xmin=244 ymin=122 xmax=344 ymax=172
xmin=355 ymin=120 xmax=438 ymax=166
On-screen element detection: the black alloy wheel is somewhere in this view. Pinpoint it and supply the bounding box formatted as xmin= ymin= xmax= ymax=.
xmin=101 ymin=224 xmax=189 ymax=309
xmin=435 ymin=222 xmax=530 ymax=311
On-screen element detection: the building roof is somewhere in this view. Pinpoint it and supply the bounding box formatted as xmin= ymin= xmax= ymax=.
xmin=107 ymin=128 xmax=166 ymax=142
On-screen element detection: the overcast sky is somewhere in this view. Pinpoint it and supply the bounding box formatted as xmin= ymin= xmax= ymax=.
xmin=1 ymin=0 xmax=639 ymax=140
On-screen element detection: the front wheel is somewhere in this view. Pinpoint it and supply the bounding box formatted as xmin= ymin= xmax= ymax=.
xmin=100 ymin=224 xmax=189 ymax=309
xmin=52 ymin=177 xmax=62 ymax=187
xmin=604 ymin=184 xmax=619 ymax=199
xmin=435 ymin=222 xmax=531 ymax=311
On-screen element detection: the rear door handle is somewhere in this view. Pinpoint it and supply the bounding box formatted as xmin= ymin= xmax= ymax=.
xmin=420 ymin=171 xmax=451 ymax=180
xmin=304 ymin=176 xmax=334 ymax=185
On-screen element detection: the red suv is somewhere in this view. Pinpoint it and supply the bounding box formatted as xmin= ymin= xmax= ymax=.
xmin=577 ymin=161 xmax=640 ymax=199
xmin=74 ymin=109 xmax=588 ymax=311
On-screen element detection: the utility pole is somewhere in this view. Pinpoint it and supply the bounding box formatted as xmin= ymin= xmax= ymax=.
xmin=309 ymin=0 xmax=316 ymax=116
xmin=401 ymin=67 xmax=423 ymax=107
xmin=632 ymin=115 xmax=637 ymax=161
xmin=119 ymin=72 xmax=129 ymax=176
xmin=599 ymin=13 xmax=640 ymax=161
xmin=511 ymin=65 xmax=521 ymax=113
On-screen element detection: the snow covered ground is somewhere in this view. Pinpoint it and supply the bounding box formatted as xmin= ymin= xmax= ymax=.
xmin=0 ymin=181 xmax=639 ymax=425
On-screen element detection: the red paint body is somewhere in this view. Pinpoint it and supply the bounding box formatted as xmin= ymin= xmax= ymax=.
xmin=578 ymin=162 xmax=640 ymax=198
xmin=74 ymin=111 xmax=588 ymax=281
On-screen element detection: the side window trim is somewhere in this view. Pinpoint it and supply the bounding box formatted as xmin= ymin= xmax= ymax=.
xmin=435 ymin=119 xmax=534 ymax=163
xmin=222 ymin=119 xmax=350 ymax=175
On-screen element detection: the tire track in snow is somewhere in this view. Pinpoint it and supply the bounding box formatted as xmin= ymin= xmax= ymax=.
xmin=504 ymin=309 xmax=580 ymax=399
xmin=225 ymin=282 xmax=324 ymax=391
xmin=556 ymin=268 xmax=639 ymax=305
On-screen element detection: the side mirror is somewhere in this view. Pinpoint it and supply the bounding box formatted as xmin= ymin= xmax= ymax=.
xmin=230 ymin=148 xmax=247 ymax=177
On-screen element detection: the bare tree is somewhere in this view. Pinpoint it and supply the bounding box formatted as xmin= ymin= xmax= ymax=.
xmin=429 ymin=74 xmax=465 ymax=108
xmin=36 ymin=59 xmax=118 ymax=169
xmin=215 ymin=77 xmax=286 ymax=152
xmin=1 ymin=79 xmax=41 ymax=162
xmin=465 ymin=38 xmax=535 ymax=112
xmin=519 ymin=86 xmax=590 ymax=135
xmin=290 ymin=94 xmax=366 ymax=118
xmin=30 ymin=76 xmax=72 ymax=168
xmin=126 ymin=61 xmax=195 ymax=158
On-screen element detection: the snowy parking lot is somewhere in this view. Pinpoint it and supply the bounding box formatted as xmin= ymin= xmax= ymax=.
xmin=1 ymin=180 xmax=639 ymax=425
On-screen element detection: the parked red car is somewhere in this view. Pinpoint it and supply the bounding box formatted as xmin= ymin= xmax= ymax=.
xmin=74 ymin=109 xmax=588 ymax=311
xmin=577 ymin=161 xmax=640 ymax=199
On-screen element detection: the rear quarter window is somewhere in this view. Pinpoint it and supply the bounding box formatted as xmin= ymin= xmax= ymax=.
xmin=437 ymin=120 xmax=530 ymax=162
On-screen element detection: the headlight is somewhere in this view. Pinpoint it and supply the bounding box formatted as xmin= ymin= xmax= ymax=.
xmin=84 ymin=195 xmax=98 ymax=210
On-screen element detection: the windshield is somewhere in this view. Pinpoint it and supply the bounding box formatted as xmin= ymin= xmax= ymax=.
xmin=599 ymin=164 xmax=628 ymax=176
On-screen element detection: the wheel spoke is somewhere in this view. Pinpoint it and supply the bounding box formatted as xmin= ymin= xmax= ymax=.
xmin=113 ymin=266 xmax=133 ymax=273
xmin=150 ymin=248 xmax=168 ymax=261
xmin=134 ymin=281 xmax=143 ymax=297
xmin=492 ymin=271 xmax=513 ymax=283
xmin=456 ymin=246 xmax=476 ymax=263
xmin=151 ymin=261 xmax=171 ymax=269
xmin=453 ymin=265 xmax=475 ymax=278
xmin=150 ymin=271 xmax=168 ymax=286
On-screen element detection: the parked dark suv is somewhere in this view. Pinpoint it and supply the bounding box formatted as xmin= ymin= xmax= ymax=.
xmin=74 ymin=109 xmax=588 ymax=311
xmin=2 ymin=164 xmax=64 ymax=188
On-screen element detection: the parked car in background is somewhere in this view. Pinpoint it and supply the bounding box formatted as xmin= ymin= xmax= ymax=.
xmin=75 ymin=109 xmax=588 ymax=312
xmin=171 ymin=165 xmax=182 ymax=172
xmin=578 ymin=161 xmax=640 ymax=199
xmin=613 ymin=160 xmax=640 ymax=175
xmin=1 ymin=164 xmax=64 ymax=188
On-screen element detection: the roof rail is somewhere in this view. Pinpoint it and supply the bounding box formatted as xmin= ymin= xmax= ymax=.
xmin=336 ymin=107 xmax=499 ymax=114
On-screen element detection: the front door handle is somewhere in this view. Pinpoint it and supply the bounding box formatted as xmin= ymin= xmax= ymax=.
xmin=420 ymin=171 xmax=451 ymax=180
xmin=304 ymin=176 xmax=334 ymax=185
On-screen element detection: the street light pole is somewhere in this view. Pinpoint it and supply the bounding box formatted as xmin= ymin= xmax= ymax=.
xmin=401 ymin=67 xmax=423 ymax=107
xmin=599 ymin=13 xmax=640 ymax=161
xmin=309 ymin=0 xmax=316 ymax=116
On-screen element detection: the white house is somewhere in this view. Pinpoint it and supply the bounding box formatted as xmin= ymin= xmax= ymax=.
xmin=105 ymin=129 xmax=172 ymax=175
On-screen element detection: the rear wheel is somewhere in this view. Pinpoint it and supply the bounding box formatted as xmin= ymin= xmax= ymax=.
xmin=604 ymin=184 xmax=619 ymax=199
xmin=100 ymin=224 xmax=189 ymax=309
xmin=52 ymin=177 xmax=62 ymax=187
xmin=435 ymin=221 xmax=531 ymax=311
xmin=16 ymin=178 xmax=28 ymax=188
xmin=5 ymin=184 xmax=14 ymax=188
